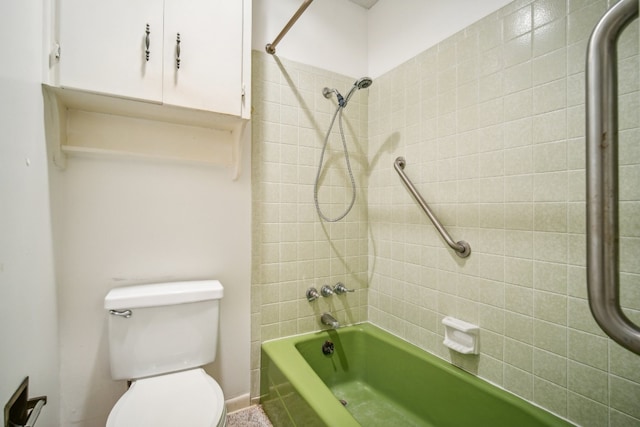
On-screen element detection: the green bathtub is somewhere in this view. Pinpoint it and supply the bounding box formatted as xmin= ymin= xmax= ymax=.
xmin=260 ymin=323 xmax=574 ymax=427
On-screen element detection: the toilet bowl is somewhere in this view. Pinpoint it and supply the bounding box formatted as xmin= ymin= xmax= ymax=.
xmin=106 ymin=368 xmax=226 ymax=427
xmin=104 ymin=280 xmax=226 ymax=427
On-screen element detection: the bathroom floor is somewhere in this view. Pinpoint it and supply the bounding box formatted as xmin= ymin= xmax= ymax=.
xmin=227 ymin=405 xmax=273 ymax=427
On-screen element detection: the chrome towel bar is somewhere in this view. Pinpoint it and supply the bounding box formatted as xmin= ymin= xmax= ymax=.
xmin=586 ymin=0 xmax=640 ymax=355
xmin=394 ymin=157 xmax=471 ymax=258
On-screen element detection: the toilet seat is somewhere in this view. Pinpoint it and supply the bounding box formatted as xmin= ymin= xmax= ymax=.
xmin=106 ymin=368 xmax=226 ymax=427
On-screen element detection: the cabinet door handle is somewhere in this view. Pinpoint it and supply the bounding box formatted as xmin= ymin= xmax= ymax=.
xmin=145 ymin=24 xmax=151 ymax=61
xmin=176 ymin=33 xmax=181 ymax=69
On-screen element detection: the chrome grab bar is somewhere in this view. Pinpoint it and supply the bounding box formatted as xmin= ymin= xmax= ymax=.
xmin=394 ymin=157 xmax=471 ymax=258
xmin=586 ymin=0 xmax=640 ymax=355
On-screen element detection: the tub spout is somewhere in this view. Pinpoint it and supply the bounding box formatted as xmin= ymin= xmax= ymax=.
xmin=321 ymin=312 xmax=340 ymax=329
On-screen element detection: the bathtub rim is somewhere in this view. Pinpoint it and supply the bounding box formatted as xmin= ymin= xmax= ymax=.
xmin=260 ymin=322 xmax=575 ymax=427
xmin=261 ymin=326 xmax=359 ymax=426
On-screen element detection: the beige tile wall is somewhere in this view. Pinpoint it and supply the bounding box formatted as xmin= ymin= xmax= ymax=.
xmin=251 ymin=0 xmax=640 ymax=425
xmin=251 ymin=52 xmax=369 ymax=397
xmin=367 ymin=0 xmax=640 ymax=426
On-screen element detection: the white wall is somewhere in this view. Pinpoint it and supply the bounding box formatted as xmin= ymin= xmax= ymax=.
xmin=368 ymin=0 xmax=514 ymax=76
xmin=252 ymin=0 xmax=369 ymax=78
xmin=0 ymin=1 xmax=60 ymax=426
xmin=51 ymin=132 xmax=252 ymax=426
xmin=253 ymin=0 xmax=516 ymax=78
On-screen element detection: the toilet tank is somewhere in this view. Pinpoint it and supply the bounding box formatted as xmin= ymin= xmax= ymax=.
xmin=104 ymin=280 xmax=223 ymax=380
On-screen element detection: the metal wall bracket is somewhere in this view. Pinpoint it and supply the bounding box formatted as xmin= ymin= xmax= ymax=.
xmin=4 ymin=377 xmax=47 ymax=427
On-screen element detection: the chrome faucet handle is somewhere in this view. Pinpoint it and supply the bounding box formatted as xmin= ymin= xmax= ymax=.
xmin=320 ymin=285 xmax=334 ymax=297
xmin=333 ymin=282 xmax=354 ymax=294
xmin=306 ymin=287 xmax=320 ymax=302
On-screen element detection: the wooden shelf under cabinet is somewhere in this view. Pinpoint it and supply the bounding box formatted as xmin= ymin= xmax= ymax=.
xmin=42 ymin=85 xmax=247 ymax=179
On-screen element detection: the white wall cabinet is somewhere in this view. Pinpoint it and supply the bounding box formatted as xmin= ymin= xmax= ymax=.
xmin=57 ymin=0 xmax=164 ymax=103
xmin=49 ymin=0 xmax=251 ymax=179
xmin=162 ymin=0 xmax=243 ymax=115
xmin=58 ymin=0 xmax=246 ymax=117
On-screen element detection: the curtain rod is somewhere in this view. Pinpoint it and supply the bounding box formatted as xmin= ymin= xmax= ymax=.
xmin=265 ymin=0 xmax=314 ymax=55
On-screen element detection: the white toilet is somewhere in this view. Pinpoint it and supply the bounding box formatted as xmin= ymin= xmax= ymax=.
xmin=104 ymin=280 xmax=227 ymax=427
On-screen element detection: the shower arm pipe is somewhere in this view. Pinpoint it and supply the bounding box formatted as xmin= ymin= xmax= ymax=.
xmin=265 ymin=0 xmax=314 ymax=55
xmin=586 ymin=0 xmax=640 ymax=355
xmin=394 ymin=157 xmax=471 ymax=258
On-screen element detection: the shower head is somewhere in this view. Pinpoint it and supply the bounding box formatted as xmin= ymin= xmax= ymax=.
xmin=355 ymin=77 xmax=373 ymax=89
xmin=344 ymin=76 xmax=373 ymax=106
xmin=323 ymin=77 xmax=373 ymax=108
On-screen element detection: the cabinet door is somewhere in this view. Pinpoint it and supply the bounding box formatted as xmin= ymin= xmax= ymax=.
xmin=163 ymin=0 xmax=243 ymax=115
xmin=58 ymin=0 xmax=163 ymax=102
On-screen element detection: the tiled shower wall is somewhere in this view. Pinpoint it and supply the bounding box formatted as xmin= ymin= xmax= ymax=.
xmin=251 ymin=0 xmax=640 ymax=425
xmin=367 ymin=0 xmax=640 ymax=426
xmin=250 ymin=52 xmax=369 ymax=396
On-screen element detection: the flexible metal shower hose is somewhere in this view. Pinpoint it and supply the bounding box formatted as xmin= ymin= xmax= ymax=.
xmin=313 ymin=104 xmax=357 ymax=222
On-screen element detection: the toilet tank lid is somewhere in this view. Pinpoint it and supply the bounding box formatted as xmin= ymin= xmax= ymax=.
xmin=104 ymin=280 xmax=223 ymax=309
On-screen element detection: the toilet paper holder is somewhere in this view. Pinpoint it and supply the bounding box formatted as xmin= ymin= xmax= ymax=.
xmin=4 ymin=377 xmax=47 ymax=427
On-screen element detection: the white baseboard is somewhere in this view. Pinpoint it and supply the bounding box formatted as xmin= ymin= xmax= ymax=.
xmin=225 ymin=393 xmax=251 ymax=413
